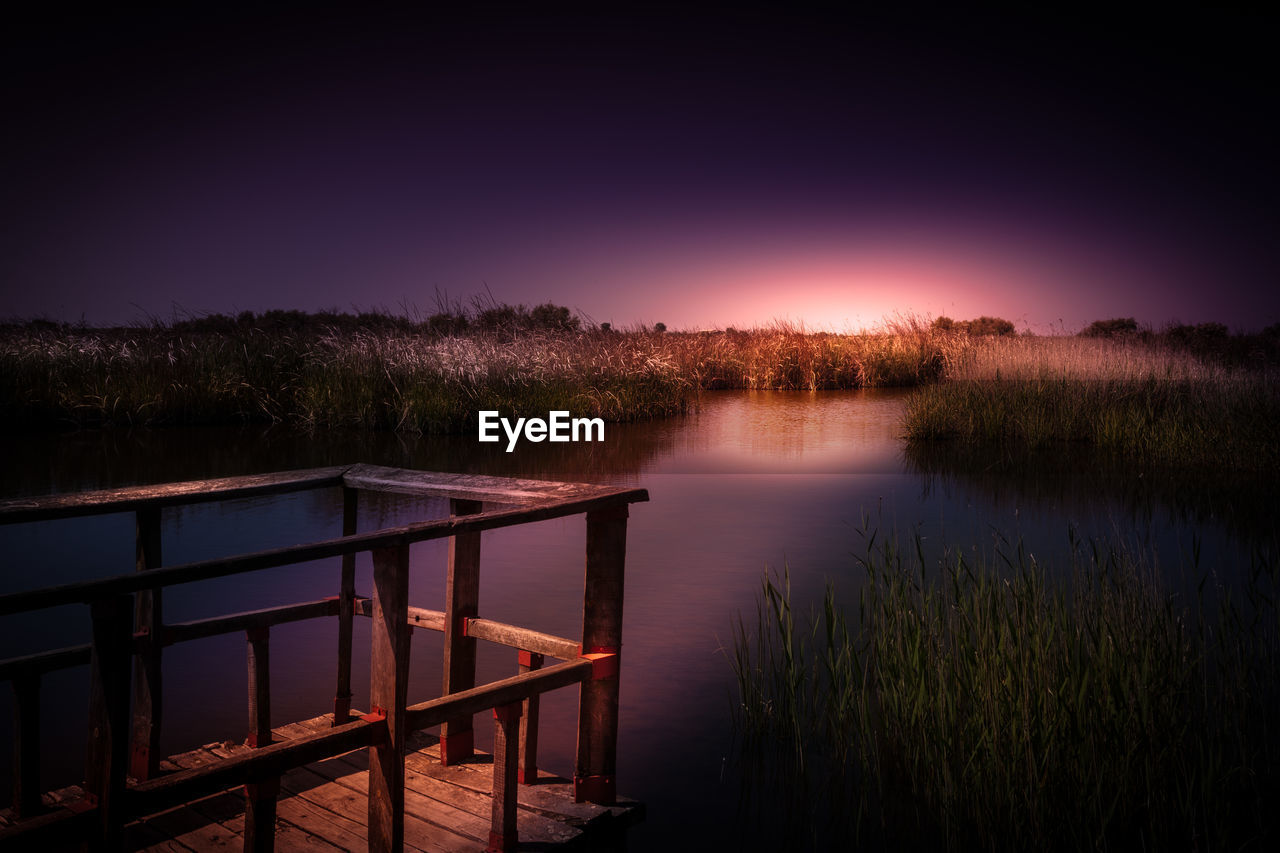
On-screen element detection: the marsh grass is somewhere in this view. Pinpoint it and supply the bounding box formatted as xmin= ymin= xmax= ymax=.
xmin=731 ymin=532 xmax=1280 ymax=851
xmin=0 ymin=318 xmax=966 ymax=431
xmin=904 ymin=335 xmax=1280 ymax=471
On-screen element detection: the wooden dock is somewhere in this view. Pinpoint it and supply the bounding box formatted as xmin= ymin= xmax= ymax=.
xmin=0 ymin=465 xmax=648 ymax=851
xmin=1 ymin=713 xmax=641 ymax=851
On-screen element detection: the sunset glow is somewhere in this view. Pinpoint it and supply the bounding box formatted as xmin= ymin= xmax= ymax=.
xmin=1 ymin=6 xmax=1275 ymax=331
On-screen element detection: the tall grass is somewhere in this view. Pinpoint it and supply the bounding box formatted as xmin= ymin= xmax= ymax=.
xmin=904 ymin=335 xmax=1280 ymax=472
xmin=731 ymin=532 xmax=1280 ymax=851
xmin=0 ymin=318 xmax=967 ymax=431
xmin=0 ymin=325 xmax=696 ymax=431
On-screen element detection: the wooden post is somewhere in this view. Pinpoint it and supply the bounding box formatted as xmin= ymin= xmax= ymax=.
xmin=488 ymin=702 xmax=523 ymax=853
xmin=368 ymin=543 xmax=410 ymax=853
xmin=441 ymin=498 xmax=481 ymax=765
xmin=246 ymin=627 xmax=271 ymax=748
xmin=574 ymin=505 xmax=628 ymax=804
xmin=85 ymin=594 xmax=134 ymax=850
xmin=130 ymin=506 xmax=163 ymax=780
xmin=517 ymin=651 xmax=544 ymax=784
xmin=243 ymin=776 xmax=279 ymax=853
xmin=334 ymin=486 xmax=357 ymax=725
xmin=11 ymin=674 xmax=41 ymax=818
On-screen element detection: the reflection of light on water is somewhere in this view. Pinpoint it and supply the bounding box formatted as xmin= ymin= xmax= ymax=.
xmin=660 ymin=389 xmax=907 ymax=474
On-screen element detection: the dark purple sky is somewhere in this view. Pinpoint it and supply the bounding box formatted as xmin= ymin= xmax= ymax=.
xmin=3 ymin=4 xmax=1278 ymax=331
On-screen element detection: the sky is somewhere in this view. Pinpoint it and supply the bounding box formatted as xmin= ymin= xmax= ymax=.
xmin=3 ymin=4 xmax=1278 ymax=332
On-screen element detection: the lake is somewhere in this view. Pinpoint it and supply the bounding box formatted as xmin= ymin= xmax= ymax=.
xmin=0 ymin=389 xmax=1269 ymax=847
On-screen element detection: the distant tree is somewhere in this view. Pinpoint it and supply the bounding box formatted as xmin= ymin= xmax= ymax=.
xmin=529 ymin=302 xmax=580 ymax=332
xmin=654 ymin=322 xmax=667 ymax=333
xmin=964 ymin=316 xmax=1016 ymax=337
xmin=424 ymin=311 xmax=469 ymax=336
xmin=599 ymin=322 xmax=612 ymax=332
xmin=931 ymin=316 xmax=957 ymax=332
xmin=1080 ymin=317 xmax=1139 ymax=337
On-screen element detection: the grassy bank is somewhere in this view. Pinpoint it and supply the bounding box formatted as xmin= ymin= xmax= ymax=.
xmin=903 ymin=335 xmax=1280 ymax=472
xmin=0 ymin=317 xmax=963 ymax=431
xmin=731 ymin=532 xmax=1280 ymax=851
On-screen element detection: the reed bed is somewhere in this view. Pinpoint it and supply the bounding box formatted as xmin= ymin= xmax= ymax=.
xmin=904 ymin=335 xmax=1280 ymax=471
xmin=731 ymin=532 xmax=1280 ymax=851
xmin=0 ymin=325 xmax=697 ymax=431
xmin=0 ymin=319 xmax=967 ymax=431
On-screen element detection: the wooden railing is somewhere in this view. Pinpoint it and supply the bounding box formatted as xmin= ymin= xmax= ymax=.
xmin=0 ymin=464 xmax=647 ymax=851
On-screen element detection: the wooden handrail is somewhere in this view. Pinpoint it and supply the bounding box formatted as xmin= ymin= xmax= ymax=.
xmin=1 ymin=466 xmax=644 ymax=851
xmin=406 ymin=657 xmax=595 ymax=732
xmin=0 ymin=466 xmax=351 ymax=524
xmin=0 ymin=488 xmax=647 ymax=617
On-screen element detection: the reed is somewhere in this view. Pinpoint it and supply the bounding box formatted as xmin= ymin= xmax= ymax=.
xmin=904 ymin=336 xmax=1280 ymax=472
xmin=731 ymin=531 xmax=1280 ymax=851
xmin=0 ymin=317 xmax=967 ymax=431
xmin=0 ymin=325 xmax=697 ymax=431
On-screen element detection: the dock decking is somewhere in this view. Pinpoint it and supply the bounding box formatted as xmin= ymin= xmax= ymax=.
xmin=0 ymin=713 xmax=641 ymax=851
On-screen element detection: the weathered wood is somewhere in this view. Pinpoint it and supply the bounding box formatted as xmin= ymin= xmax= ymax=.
xmin=368 ymin=544 xmax=410 ymax=853
xmin=128 ymin=716 xmax=379 ymax=816
xmin=0 ymin=643 xmax=91 ymax=681
xmin=575 ymin=506 xmax=629 ymax=805
xmin=131 ymin=506 xmax=163 ymax=780
xmin=244 ymin=776 xmax=279 ymax=853
xmin=334 ymin=487 xmax=357 ymax=725
xmin=406 ymin=658 xmax=593 ymax=732
xmin=0 ymin=800 xmax=94 ymax=846
xmin=354 ymin=598 xmax=444 ymax=632
xmin=489 ymin=703 xmax=522 ymax=852
xmin=84 ymin=594 xmax=134 ymax=850
xmin=165 ymin=598 xmax=339 ymax=646
xmin=465 ymin=618 xmax=580 ymax=661
xmin=342 ymin=463 xmax=612 ymax=505
xmin=11 ymin=674 xmax=41 ymax=818
xmin=0 ymin=466 xmax=350 ymax=525
xmin=441 ymin=498 xmax=482 ymax=766
xmin=246 ymin=627 xmax=272 ymax=748
xmin=0 ymin=488 xmax=646 ymax=617
xmin=517 ymin=652 xmax=544 ymax=785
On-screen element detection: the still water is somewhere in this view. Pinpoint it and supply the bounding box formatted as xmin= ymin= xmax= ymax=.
xmin=0 ymin=390 xmax=1269 ymax=847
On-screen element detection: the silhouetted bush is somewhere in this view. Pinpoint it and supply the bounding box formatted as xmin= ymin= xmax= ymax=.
xmin=1080 ymin=317 xmax=1139 ymax=337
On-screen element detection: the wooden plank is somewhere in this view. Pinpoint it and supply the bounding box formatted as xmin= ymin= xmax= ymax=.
xmin=243 ymin=777 xmax=278 ymax=853
xmin=334 ymin=487 xmax=358 ymax=724
xmin=441 ymin=498 xmax=481 ymax=766
xmin=0 ymin=487 xmax=647 ymax=617
xmin=165 ymin=599 xmax=339 ymax=646
xmin=131 ymin=506 xmax=165 ymax=781
xmin=576 ymin=506 xmax=629 ymax=805
xmin=368 ymin=544 xmax=410 ymax=853
xmin=0 ymin=643 xmax=90 ymax=681
xmin=465 ymin=619 xmax=580 ymax=661
xmin=206 ymin=742 xmax=475 ymax=853
xmin=488 ymin=704 xmax=521 ymax=852
xmin=272 ymin=720 xmax=582 ymax=847
xmin=166 ymin=749 xmax=374 ymax=852
xmin=246 ymin=628 xmax=272 ymax=748
xmin=129 ymin=717 xmax=378 ymax=816
xmin=343 ymin=464 xmax=610 ymax=505
xmin=517 ymin=652 xmax=544 ymax=786
xmin=406 ymin=743 xmax=626 ymax=828
xmin=354 ymin=598 xmax=445 ymax=632
xmin=406 ymin=658 xmax=593 ymax=733
xmin=11 ymin=674 xmax=41 ymax=818
xmin=0 ymin=466 xmax=351 ymax=524
xmin=85 ymin=593 xmax=134 ymax=850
